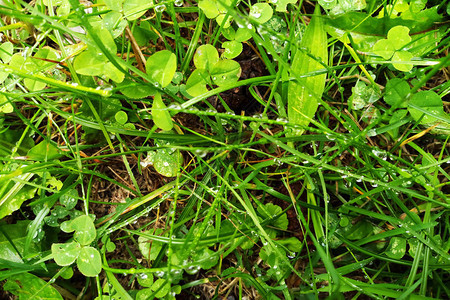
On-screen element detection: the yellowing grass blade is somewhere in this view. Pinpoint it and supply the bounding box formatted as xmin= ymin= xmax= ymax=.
xmin=288 ymin=5 xmax=327 ymax=136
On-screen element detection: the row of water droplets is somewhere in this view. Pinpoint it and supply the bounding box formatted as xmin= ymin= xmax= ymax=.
xmin=153 ymin=0 xmax=184 ymax=13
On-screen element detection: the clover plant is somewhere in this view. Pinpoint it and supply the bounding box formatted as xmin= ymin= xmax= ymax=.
xmin=51 ymin=215 xmax=102 ymax=277
xmin=186 ymin=45 xmax=241 ymax=97
xmin=373 ymin=25 xmax=414 ymax=72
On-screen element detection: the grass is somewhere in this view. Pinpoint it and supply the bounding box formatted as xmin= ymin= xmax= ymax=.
xmin=0 ymin=0 xmax=449 ymax=299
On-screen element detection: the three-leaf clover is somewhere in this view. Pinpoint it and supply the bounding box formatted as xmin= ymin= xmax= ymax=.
xmin=198 ymin=0 xmax=233 ymax=28
xmin=51 ymin=215 xmax=102 ymax=277
xmin=373 ymin=26 xmax=413 ymax=72
xmin=186 ymin=45 xmax=241 ymax=97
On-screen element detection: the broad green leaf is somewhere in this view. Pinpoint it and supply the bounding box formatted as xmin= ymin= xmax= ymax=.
xmin=52 ymin=242 xmax=81 ymax=266
xmin=384 ymin=237 xmax=406 ymax=259
xmin=0 ymin=221 xmax=40 ymax=263
xmin=234 ymin=27 xmax=253 ymax=42
xmin=384 ymin=78 xmax=410 ymax=107
xmin=77 ymin=246 xmax=102 ymax=277
xmin=185 ymin=69 xmax=210 ymax=97
xmin=24 ymin=76 xmax=47 ymax=92
xmin=132 ymin=21 xmax=159 ymax=47
xmin=119 ymin=79 xmax=156 ymax=99
xmin=249 ymin=3 xmax=273 ymax=24
xmin=408 ymin=238 xmax=419 ymax=258
xmin=0 ymin=129 xmax=34 ymax=156
xmin=0 ymin=70 xmax=8 ymax=84
xmin=0 ymin=177 xmax=37 ymax=220
xmin=270 ymin=0 xmax=297 ymax=12
xmin=115 ymin=111 xmax=128 ymax=125
xmin=33 ymin=47 xmax=59 ymax=71
xmin=392 ymin=51 xmax=413 ymax=72
xmin=151 ymin=278 xmax=170 ymax=298
xmin=222 ymin=41 xmax=242 ymax=59
xmin=388 ymin=26 xmax=411 ymax=49
xmin=60 ymin=189 xmax=79 ymax=210
xmin=64 ymin=215 xmax=97 ymax=246
xmin=104 ymin=0 xmax=124 ymax=11
xmin=408 ymin=91 xmax=445 ymax=124
xmin=136 ymin=288 xmax=154 ymax=300
xmin=189 ymin=247 xmax=219 ymax=270
xmin=215 ymin=14 xmax=232 ymax=28
xmin=152 ymin=92 xmax=173 ymax=131
xmin=0 ymin=41 xmax=14 ymax=63
xmin=210 ymin=59 xmax=241 ymax=86
xmin=318 ymin=0 xmax=337 ymax=9
xmin=123 ymin=0 xmax=154 ymax=20
xmin=146 ymin=50 xmax=177 ymax=88
xmin=73 ymin=49 xmax=107 ymax=76
xmin=102 ymin=11 xmax=127 ymax=38
xmin=89 ymin=24 xmax=117 ymax=54
xmin=27 ymin=141 xmax=62 ymax=160
xmin=193 ymin=45 xmax=219 ymax=70
xmin=222 ymin=26 xmax=236 ymax=40
xmin=0 ymin=94 xmax=13 ymax=113
xmin=343 ymin=220 xmax=373 ymax=240
xmin=138 ymin=229 xmax=164 ymax=261
xmin=3 ymin=272 xmax=63 ymax=300
xmin=104 ymin=61 xmax=125 ymax=83
xmin=137 ymin=273 xmax=154 ymax=288
xmin=61 ymin=267 xmax=74 ymax=279
xmin=198 ymin=0 xmax=219 ymax=19
xmin=153 ymin=151 xmax=179 ymax=177
xmin=22 ymin=49 xmax=57 ymax=91
xmin=56 ymin=0 xmax=70 ymax=16
xmin=373 ymin=39 xmax=395 ymax=59
xmin=277 ymin=237 xmax=302 ymax=252
xmin=288 ymin=5 xmax=328 ymax=135
xmin=257 ymin=203 xmax=288 ymax=230
xmin=8 ymin=54 xmax=25 ymax=72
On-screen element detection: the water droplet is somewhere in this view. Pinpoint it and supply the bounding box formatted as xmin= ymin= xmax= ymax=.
xmin=250 ymin=7 xmax=262 ymax=19
xmin=155 ymin=4 xmax=166 ymax=12
xmin=174 ymin=0 xmax=183 ymax=6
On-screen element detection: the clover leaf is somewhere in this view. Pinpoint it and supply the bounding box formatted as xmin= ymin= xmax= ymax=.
xmin=210 ymin=60 xmax=241 ymax=86
xmin=52 ymin=215 xmax=102 ymax=277
xmin=193 ymin=45 xmax=219 ymax=70
xmin=77 ymin=246 xmax=102 ymax=277
xmin=384 ymin=78 xmax=410 ymax=108
xmin=249 ymin=3 xmax=273 ymax=24
xmin=408 ymin=91 xmax=446 ymax=125
xmin=152 ymin=92 xmax=173 ymax=131
xmin=61 ymin=215 xmax=96 ymax=246
xmin=186 ymin=46 xmax=241 ymax=97
xmin=146 ymin=50 xmax=177 ymax=88
xmin=185 ymin=69 xmax=211 ymax=97
xmin=384 ymin=237 xmax=406 ymax=259
xmin=52 ymin=241 xmax=81 ymax=266
xmin=222 ymin=41 xmax=242 ymax=59
xmin=373 ymin=26 xmax=413 ymax=71
xmin=270 ymin=0 xmax=297 ymax=12
xmin=198 ymin=0 xmax=233 ymax=28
